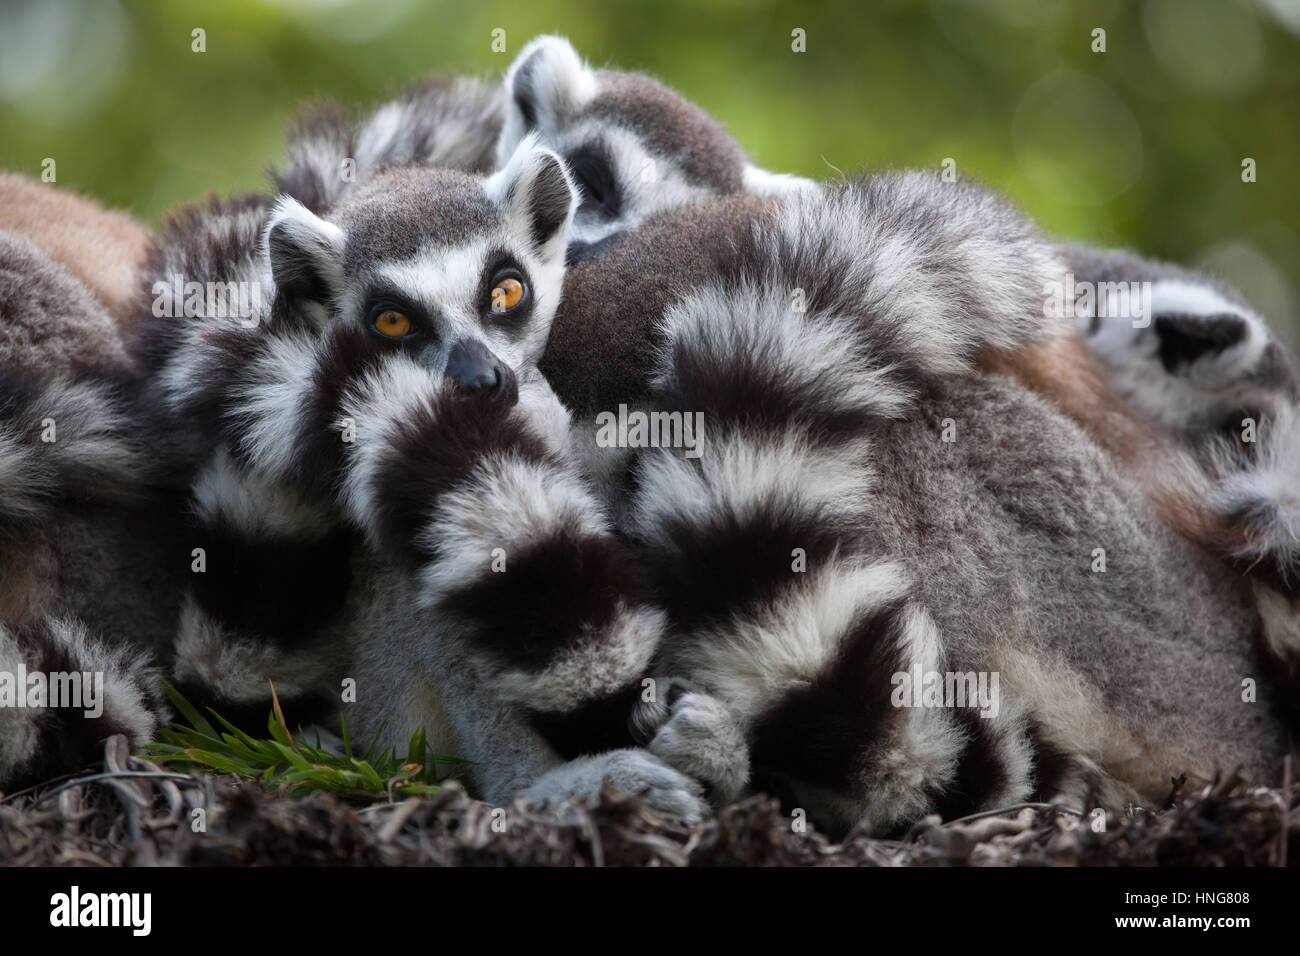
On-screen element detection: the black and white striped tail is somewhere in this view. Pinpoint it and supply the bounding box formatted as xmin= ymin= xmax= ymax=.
xmin=0 ymin=616 xmax=164 ymax=792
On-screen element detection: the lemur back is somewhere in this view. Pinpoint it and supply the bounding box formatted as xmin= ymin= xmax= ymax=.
xmin=0 ymin=173 xmax=151 ymax=328
xmin=1058 ymin=244 xmax=1300 ymax=730
xmin=569 ymin=177 xmax=1288 ymax=834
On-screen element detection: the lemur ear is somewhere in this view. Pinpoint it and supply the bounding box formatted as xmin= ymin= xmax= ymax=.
xmin=265 ymin=196 xmax=345 ymax=319
xmin=496 ymin=35 xmax=597 ymax=166
xmin=1154 ymin=312 xmax=1250 ymax=372
xmin=1148 ymin=279 xmax=1260 ymax=375
xmin=486 ymin=136 xmax=578 ymax=260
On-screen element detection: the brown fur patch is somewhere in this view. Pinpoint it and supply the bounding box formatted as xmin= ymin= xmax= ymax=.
xmin=0 ymin=232 xmax=133 ymax=375
xmin=0 ymin=172 xmax=150 ymax=322
xmin=541 ymin=193 xmax=772 ymax=417
xmin=0 ymin=536 xmax=56 ymax=622
xmin=978 ymin=336 xmax=1160 ymax=466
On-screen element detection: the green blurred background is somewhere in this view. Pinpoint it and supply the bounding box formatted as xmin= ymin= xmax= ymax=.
xmin=2 ymin=0 xmax=1297 ymax=341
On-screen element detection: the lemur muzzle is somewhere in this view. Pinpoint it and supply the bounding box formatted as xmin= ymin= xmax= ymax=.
xmin=445 ymin=338 xmax=518 ymax=405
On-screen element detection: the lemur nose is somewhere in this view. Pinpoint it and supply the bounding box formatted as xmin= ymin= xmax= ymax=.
xmin=445 ymin=339 xmax=518 ymax=405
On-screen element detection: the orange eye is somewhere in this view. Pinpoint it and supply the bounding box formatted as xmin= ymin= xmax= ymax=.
xmin=373 ymin=310 xmax=411 ymax=338
xmin=490 ymin=277 xmax=525 ymax=313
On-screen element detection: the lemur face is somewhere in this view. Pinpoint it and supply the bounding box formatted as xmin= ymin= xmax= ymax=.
xmin=265 ymin=136 xmax=577 ymax=400
xmin=496 ymin=36 xmax=815 ymax=261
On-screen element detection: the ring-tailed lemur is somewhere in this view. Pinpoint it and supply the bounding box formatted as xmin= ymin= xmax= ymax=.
xmin=2 ymin=34 xmax=811 ymax=803
xmin=273 ymin=42 xmax=1294 ymax=830
xmin=473 ymin=40 xmax=1294 ymax=828
xmin=272 ymin=36 xmax=812 ymax=249
xmin=112 ymin=137 xmax=713 ymax=816
xmin=577 ymin=175 xmax=1285 ymax=835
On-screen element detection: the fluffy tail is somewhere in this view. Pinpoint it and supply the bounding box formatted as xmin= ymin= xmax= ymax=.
xmin=272 ymin=76 xmax=504 ymax=214
xmin=1207 ymin=405 xmax=1300 ymax=731
xmin=146 ymin=286 xmax=664 ymax=769
xmin=333 ymin=356 xmax=664 ymax=758
xmin=0 ymin=616 xmax=164 ymax=792
xmin=1208 ymin=403 xmax=1300 ymax=593
xmin=0 ymin=371 xmax=152 ymax=525
xmin=621 ymin=179 xmax=1057 ymax=833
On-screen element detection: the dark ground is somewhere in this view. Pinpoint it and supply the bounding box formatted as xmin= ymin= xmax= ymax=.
xmin=0 ymin=737 xmax=1295 ymax=867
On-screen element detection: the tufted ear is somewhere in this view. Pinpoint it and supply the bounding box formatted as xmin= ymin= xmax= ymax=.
xmin=265 ymin=196 xmax=346 ymax=324
xmin=1154 ymin=312 xmax=1250 ymax=373
xmin=486 ymin=135 xmax=578 ymax=262
xmin=495 ymin=35 xmax=597 ymax=167
xmin=1147 ymin=279 xmax=1264 ymax=377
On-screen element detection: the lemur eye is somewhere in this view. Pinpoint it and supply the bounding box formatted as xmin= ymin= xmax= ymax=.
xmin=490 ymin=277 xmax=525 ymax=312
xmin=373 ymin=310 xmax=412 ymax=338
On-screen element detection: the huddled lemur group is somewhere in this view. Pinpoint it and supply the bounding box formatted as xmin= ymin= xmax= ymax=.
xmin=1 ymin=37 xmax=1297 ymax=834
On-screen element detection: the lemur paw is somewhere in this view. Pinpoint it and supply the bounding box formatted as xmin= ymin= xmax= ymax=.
xmin=648 ymin=691 xmax=749 ymax=806
xmin=520 ymin=748 xmax=708 ymax=824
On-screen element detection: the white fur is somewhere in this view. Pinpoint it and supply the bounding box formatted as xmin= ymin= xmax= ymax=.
xmin=495 ymin=36 xmax=598 ymax=169
xmin=1211 ymin=403 xmax=1300 ymax=571
xmin=656 ymin=284 xmax=917 ymax=421
xmin=630 ymin=430 xmax=876 ymax=549
xmin=191 ymin=449 xmax=335 ymax=537
xmin=1082 ymin=276 xmax=1277 ymax=430
xmin=416 ymin=451 xmax=608 ymax=603
xmin=264 ymin=196 xmax=346 ymax=326
xmin=742 ymin=163 xmax=819 ymax=199
xmin=231 ymin=330 xmax=323 ymax=481
xmin=484 ymin=135 xmax=578 ymax=265
xmin=336 ymin=354 xmax=443 ymax=537
xmin=672 ymin=558 xmax=910 ymax=728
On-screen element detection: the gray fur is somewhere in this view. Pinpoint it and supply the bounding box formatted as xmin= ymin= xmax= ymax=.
xmin=273 ymin=76 xmax=505 ymax=214
xmin=8 ymin=36 xmax=1295 ymax=838
xmin=1066 ymin=242 xmax=1300 ymax=708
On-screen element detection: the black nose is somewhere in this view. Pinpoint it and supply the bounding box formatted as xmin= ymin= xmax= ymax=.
xmin=445 ymin=339 xmax=517 ymax=405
